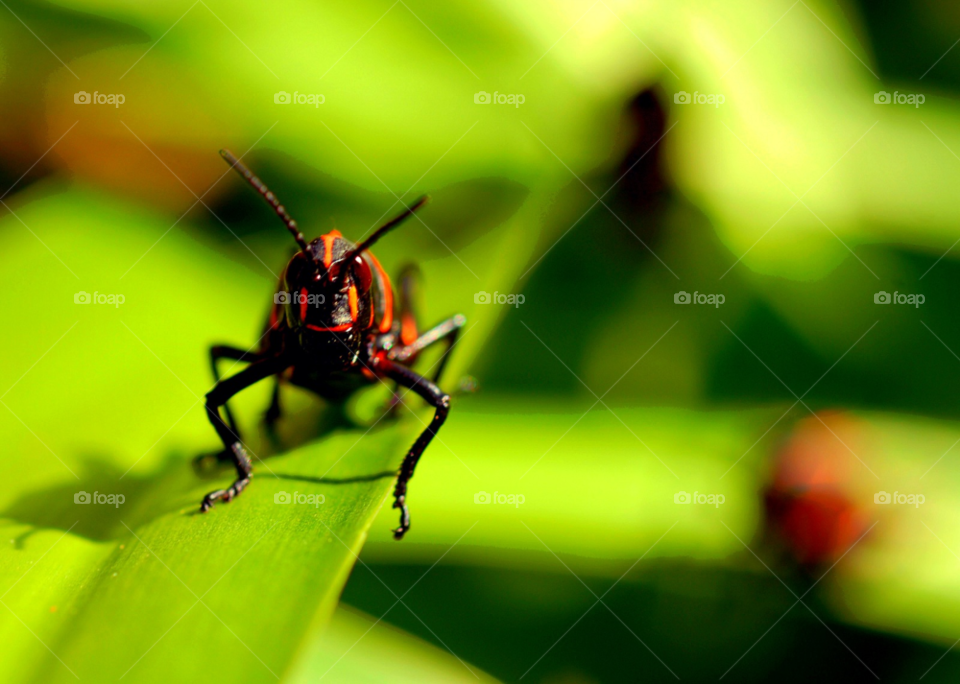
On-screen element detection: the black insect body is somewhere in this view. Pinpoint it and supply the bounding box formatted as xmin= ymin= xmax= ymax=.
xmin=203 ymin=149 xmax=465 ymax=539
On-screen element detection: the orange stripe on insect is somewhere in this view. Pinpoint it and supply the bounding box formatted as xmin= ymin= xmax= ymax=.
xmin=401 ymin=313 xmax=417 ymax=346
xmin=300 ymin=287 xmax=308 ymax=321
xmin=321 ymin=230 xmax=342 ymax=268
xmin=306 ymin=322 xmax=352 ymax=332
xmin=366 ymin=252 xmax=393 ymax=333
xmin=348 ymin=284 xmax=358 ymax=321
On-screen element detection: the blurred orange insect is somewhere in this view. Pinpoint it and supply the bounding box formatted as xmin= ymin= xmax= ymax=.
xmin=764 ymin=411 xmax=872 ymax=566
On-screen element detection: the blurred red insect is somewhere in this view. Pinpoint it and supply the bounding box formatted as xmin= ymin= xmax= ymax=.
xmin=764 ymin=411 xmax=871 ymax=565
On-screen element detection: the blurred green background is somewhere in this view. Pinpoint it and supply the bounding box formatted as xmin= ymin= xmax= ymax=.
xmin=7 ymin=0 xmax=960 ymax=682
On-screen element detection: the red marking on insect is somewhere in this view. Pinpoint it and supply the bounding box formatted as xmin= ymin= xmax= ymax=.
xmin=401 ymin=312 xmax=418 ymax=346
xmin=299 ymin=287 xmax=309 ymax=321
xmin=321 ymin=230 xmax=341 ymax=268
xmin=367 ymin=252 xmax=393 ymax=333
xmin=348 ymin=284 xmax=358 ymax=321
xmin=305 ymin=322 xmax=352 ymax=332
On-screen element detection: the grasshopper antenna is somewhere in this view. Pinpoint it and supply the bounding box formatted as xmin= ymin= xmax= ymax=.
xmin=335 ymin=196 xmax=429 ymax=285
xmin=343 ymin=196 xmax=429 ymax=265
xmin=220 ymin=149 xmax=308 ymax=254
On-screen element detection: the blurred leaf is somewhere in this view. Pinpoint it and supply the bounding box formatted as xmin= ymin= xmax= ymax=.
xmin=287 ymin=605 xmax=500 ymax=683
xmin=340 ymin=558 xmax=960 ymax=683
xmin=360 ymin=396 xmax=780 ymax=565
xmin=825 ymin=413 xmax=960 ymax=646
xmin=29 ymin=0 xmax=960 ymax=285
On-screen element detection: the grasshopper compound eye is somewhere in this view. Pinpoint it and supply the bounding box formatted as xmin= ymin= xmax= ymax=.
xmin=202 ymin=150 xmax=464 ymax=540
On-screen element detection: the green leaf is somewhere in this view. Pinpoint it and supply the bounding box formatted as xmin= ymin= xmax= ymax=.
xmin=287 ymin=605 xmax=501 ymax=683
xmin=357 ymin=397 xmax=779 ymax=567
